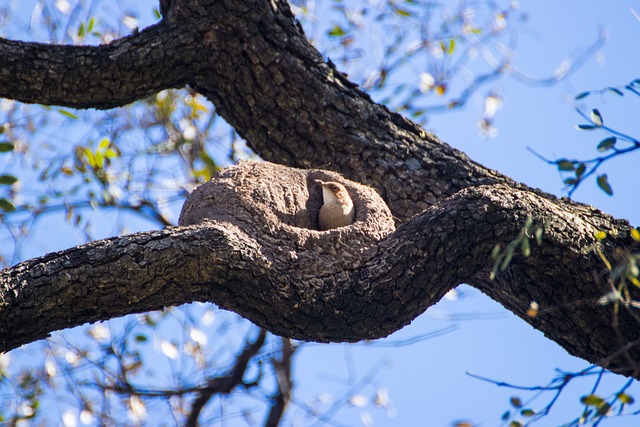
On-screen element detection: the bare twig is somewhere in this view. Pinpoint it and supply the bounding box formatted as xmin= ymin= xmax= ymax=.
xmin=185 ymin=328 xmax=267 ymax=427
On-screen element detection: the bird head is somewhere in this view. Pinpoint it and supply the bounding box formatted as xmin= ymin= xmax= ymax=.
xmin=315 ymin=180 xmax=350 ymax=204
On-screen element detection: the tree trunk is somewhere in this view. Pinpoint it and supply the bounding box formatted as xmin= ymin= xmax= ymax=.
xmin=0 ymin=0 xmax=639 ymax=378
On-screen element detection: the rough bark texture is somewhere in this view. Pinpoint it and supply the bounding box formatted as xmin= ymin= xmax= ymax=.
xmin=0 ymin=23 xmax=192 ymax=109
xmin=1 ymin=0 xmax=640 ymax=379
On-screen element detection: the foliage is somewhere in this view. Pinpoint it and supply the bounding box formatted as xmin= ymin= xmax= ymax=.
xmin=531 ymin=78 xmax=640 ymax=197
xmin=472 ymin=367 xmax=638 ymax=427
xmin=490 ymin=215 xmax=544 ymax=281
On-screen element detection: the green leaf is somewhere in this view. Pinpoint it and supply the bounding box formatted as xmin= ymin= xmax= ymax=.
xmin=557 ymin=160 xmax=575 ymax=171
xmin=153 ymin=8 xmax=162 ymax=19
xmin=575 ymin=124 xmax=598 ymax=130
xmin=510 ymin=421 xmax=522 ymax=427
xmin=581 ymin=394 xmax=605 ymax=406
xmin=564 ymin=178 xmax=577 ymax=185
xmin=98 ymin=138 xmax=110 ymax=150
xmin=524 ymin=215 xmax=533 ymax=229
xmin=0 ymin=174 xmax=18 ymax=185
xmin=597 ymin=137 xmax=616 ymax=152
xmin=510 ymin=397 xmax=522 ymax=408
xmin=595 ymin=402 xmax=611 ymax=416
xmin=78 ymin=22 xmax=85 ymax=37
xmin=0 ymin=142 xmax=14 ymax=152
xmin=631 ymin=228 xmax=640 ymax=242
xmin=199 ymin=151 xmax=217 ymax=167
xmin=629 ymin=263 xmax=639 ymax=278
xmin=535 ymin=227 xmax=543 ymax=245
xmin=87 ymin=17 xmax=95 ymax=33
xmin=597 ymin=174 xmax=613 ymax=196
xmin=393 ymin=7 xmax=412 ymax=17
xmin=94 ymin=151 xmax=105 ymax=169
xmin=57 ymin=109 xmax=79 ymax=119
xmin=520 ymin=409 xmax=535 ymax=417
xmin=446 ymin=38 xmax=455 ymax=55
xmin=590 ymin=109 xmax=603 ymax=126
xmin=328 ymin=24 xmax=346 ymax=37
xmin=142 ymin=314 xmax=157 ymax=326
xmin=500 ymin=249 xmax=514 ymax=271
xmin=491 ymin=244 xmax=501 ymax=259
xmin=520 ymin=237 xmax=530 ymax=257
xmin=575 ymin=91 xmax=590 ymax=100
xmin=575 ymin=163 xmax=586 ymax=178
xmin=193 ymin=168 xmax=212 ymax=181
xmin=83 ymin=148 xmax=97 ymax=168
xmin=0 ymin=198 xmax=15 ymax=212
xmin=618 ymin=393 xmax=634 ymax=404
xmin=134 ymin=334 xmax=148 ymax=343
xmin=594 ymin=230 xmax=607 ymax=241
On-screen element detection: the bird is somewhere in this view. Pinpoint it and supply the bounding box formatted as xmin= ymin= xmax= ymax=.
xmin=316 ymin=180 xmax=355 ymax=231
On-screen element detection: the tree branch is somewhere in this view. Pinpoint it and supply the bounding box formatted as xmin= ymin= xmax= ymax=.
xmin=0 ymin=21 xmax=191 ymax=109
xmin=264 ymin=338 xmax=295 ymax=427
xmin=185 ymin=328 xmax=267 ymax=427
xmin=1 ymin=165 xmax=637 ymax=376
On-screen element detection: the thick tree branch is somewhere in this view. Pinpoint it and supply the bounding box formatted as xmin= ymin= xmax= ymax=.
xmin=0 ymin=22 xmax=192 ymax=109
xmin=1 ymin=169 xmax=637 ymax=376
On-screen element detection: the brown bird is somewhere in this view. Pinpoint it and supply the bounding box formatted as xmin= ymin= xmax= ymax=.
xmin=316 ymin=180 xmax=355 ymax=231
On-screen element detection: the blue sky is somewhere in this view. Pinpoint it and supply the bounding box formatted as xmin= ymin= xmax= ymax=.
xmin=2 ymin=1 xmax=640 ymax=426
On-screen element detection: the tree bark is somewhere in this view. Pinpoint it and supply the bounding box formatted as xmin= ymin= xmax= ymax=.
xmin=0 ymin=22 xmax=191 ymax=109
xmin=1 ymin=0 xmax=639 ymax=379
